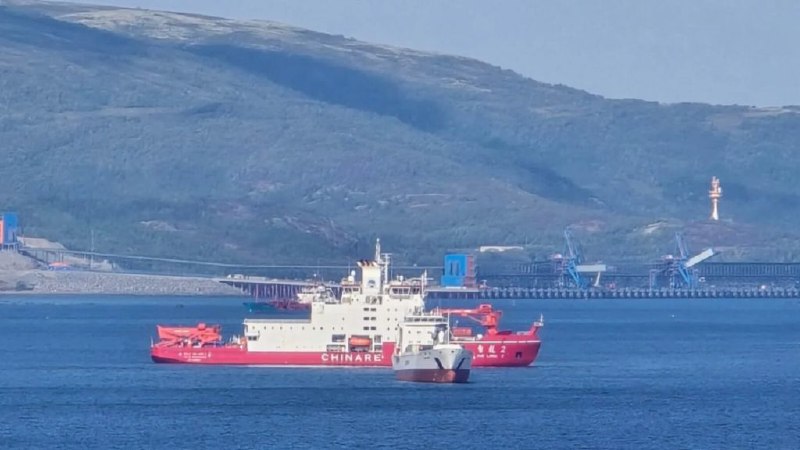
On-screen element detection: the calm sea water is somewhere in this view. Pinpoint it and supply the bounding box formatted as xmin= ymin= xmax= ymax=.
xmin=0 ymin=295 xmax=798 ymax=449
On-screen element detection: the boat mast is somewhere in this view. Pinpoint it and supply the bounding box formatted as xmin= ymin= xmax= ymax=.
xmin=375 ymin=237 xmax=391 ymax=290
xmin=445 ymin=311 xmax=450 ymax=344
xmin=421 ymin=270 xmax=427 ymax=297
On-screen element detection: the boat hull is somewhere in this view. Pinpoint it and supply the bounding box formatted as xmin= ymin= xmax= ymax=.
xmin=392 ymin=345 xmax=473 ymax=383
xmin=150 ymin=339 xmax=539 ymax=367
xmin=151 ymin=344 xmax=394 ymax=366
xmin=461 ymin=339 xmax=541 ymax=367
xmin=394 ymin=368 xmax=470 ymax=383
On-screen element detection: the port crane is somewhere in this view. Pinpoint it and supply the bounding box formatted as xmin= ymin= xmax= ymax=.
xmin=555 ymin=229 xmax=607 ymax=289
xmin=655 ymin=232 xmax=716 ymax=289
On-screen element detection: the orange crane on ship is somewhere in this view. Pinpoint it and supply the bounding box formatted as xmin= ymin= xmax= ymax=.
xmin=156 ymin=323 xmax=222 ymax=347
xmin=434 ymin=303 xmax=503 ymax=336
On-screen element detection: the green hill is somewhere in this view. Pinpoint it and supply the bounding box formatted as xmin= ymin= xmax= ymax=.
xmin=2 ymin=1 xmax=799 ymax=266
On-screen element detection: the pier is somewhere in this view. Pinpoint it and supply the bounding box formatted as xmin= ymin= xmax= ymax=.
xmin=427 ymin=286 xmax=800 ymax=300
xmin=214 ymin=276 xmax=334 ymax=299
xmin=15 ymin=244 xmax=800 ymax=300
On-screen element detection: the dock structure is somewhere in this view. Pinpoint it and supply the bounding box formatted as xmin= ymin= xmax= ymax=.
xmin=14 ymin=241 xmax=800 ymax=300
xmin=214 ymin=276 xmax=338 ymax=299
xmin=427 ymin=286 xmax=800 ymax=300
xmin=480 ymin=286 xmax=800 ymax=299
xmin=218 ymin=275 xmax=800 ymax=301
xmin=480 ymin=261 xmax=800 ymax=290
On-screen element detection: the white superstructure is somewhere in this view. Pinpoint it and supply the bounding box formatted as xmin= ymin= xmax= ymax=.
xmin=242 ymin=240 xmax=427 ymax=354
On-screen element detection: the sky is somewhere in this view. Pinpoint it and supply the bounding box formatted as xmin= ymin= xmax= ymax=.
xmin=67 ymin=0 xmax=800 ymax=107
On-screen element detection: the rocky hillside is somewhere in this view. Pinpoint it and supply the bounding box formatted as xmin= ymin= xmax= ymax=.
xmin=1 ymin=1 xmax=799 ymax=265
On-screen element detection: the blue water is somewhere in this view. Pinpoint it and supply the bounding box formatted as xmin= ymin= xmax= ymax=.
xmin=1 ymin=296 xmax=798 ymax=449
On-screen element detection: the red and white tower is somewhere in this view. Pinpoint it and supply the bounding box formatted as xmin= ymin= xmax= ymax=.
xmin=709 ymin=176 xmax=722 ymax=221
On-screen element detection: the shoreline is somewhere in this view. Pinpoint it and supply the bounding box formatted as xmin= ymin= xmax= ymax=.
xmin=0 ymin=291 xmax=246 ymax=297
xmin=0 ymin=269 xmax=246 ymax=297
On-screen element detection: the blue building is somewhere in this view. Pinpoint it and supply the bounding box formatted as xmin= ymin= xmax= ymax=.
xmin=440 ymin=253 xmax=477 ymax=288
xmin=0 ymin=212 xmax=19 ymax=249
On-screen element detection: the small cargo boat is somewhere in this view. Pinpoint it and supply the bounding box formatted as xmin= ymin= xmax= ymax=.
xmin=392 ymin=311 xmax=472 ymax=383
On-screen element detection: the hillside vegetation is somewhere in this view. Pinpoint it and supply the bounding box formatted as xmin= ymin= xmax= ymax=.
xmin=1 ymin=1 xmax=800 ymax=266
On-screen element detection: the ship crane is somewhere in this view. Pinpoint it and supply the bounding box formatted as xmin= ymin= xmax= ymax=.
xmin=434 ymin=304 xmax=502 ymax=335
xmin=660 ymin=232 xmax=716 ymax=289
xmin=156 ymin=324 xmax=223 ymax=347
xmin=557 ymin=229 xmax=607 ymax=289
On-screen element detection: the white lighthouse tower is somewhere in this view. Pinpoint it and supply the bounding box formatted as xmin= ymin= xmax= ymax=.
xmin=709 ymin=176 xmax=722 ymax=221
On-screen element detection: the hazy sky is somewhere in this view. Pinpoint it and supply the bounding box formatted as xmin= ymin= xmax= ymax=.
xmin=67 ymin=0 xmax=800 ymax=107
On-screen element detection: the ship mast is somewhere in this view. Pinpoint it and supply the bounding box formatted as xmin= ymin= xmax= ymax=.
xmin=375 ymin=237 xmax=391 ymax=289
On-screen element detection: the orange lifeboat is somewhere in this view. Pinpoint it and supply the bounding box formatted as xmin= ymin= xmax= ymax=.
xmin=348 ymin=336 xmax=372 ymax=347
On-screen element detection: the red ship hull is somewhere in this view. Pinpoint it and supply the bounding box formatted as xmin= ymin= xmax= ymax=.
xmin=151 ymin=344 xmax=395 ymax=366
xmin=394 ymin=368 xmax=470 ymax=383
xmin=150 ymin=339 xmax=540 ymax=367
xmin=460 ymin=339 xmax=541 ymax=367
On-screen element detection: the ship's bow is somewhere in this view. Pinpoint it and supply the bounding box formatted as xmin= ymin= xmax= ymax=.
xmin=393 ymin=345 xmax=472 ymax=383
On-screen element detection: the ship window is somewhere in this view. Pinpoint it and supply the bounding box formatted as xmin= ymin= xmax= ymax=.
xmin=374 ymin=345 xmax=382 ymax=351
xmin=363 ymin=327 xmax=370 ymax=331
xmin=332 ymin=334 xmax=346 ymax=343
xmin=363 ymin=317 xmax=369 ymax=321
xmin=247 ymin=336 xmax=257 ymax=341
xmin=370 ymin=326 xmax=376 ymax=330
xmin=374 ymin=335 xmax=382 ymax=343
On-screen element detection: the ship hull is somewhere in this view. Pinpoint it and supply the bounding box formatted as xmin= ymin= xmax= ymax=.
xmin=150 ymin=339 xmax=540 ymax=367
xmin=461 ymin=339 xmax=541 ymax=367
xmin=151 ymin=344 xmax=394 ymax=366
xmin=394 ymin=368 xmax=470 ymax=383
xmin=392 ymin=345 xmax=473 ymax=383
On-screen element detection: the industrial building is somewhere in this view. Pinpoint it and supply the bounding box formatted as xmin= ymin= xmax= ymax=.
xmin=0 ymin=212 xmax=20 ymax=250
